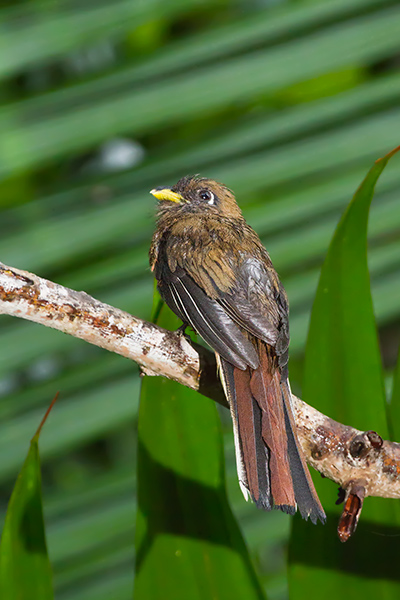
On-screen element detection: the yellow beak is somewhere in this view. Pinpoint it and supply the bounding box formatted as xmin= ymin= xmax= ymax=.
xmin=150 ymin=188 xmax=184 ymax=203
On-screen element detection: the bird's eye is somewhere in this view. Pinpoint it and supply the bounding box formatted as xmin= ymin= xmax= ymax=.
xmin=198 ymin=189 xmax=215 ymax=205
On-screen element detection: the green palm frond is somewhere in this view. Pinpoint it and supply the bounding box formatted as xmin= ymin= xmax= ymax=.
xmin=1 ymin=0 xmax=400 ymax=598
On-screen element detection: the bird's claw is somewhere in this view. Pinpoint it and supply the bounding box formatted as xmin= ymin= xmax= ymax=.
xmin=176 ymin=323 xmax=192 ymax=344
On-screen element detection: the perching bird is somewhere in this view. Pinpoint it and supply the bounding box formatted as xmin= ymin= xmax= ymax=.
xmin=149 ymin=176 xmax=326 ymax=524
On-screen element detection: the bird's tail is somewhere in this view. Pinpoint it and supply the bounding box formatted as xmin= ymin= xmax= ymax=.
xmin=217 ymin=347 xmax=326 ymax=524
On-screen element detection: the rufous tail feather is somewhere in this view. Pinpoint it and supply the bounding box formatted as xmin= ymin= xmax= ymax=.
xmin=217 ymin=347 xmax=326 ymax=524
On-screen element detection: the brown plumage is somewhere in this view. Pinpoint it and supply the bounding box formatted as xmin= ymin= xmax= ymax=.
xmin=149 ymin=175 xmax=325 ymax=524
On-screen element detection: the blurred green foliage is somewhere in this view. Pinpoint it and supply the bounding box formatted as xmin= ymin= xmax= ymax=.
xmin=290 ymin=146 xmax=400 ymax=600
xmin=135 ymin=303 xmax=266 ymax=600
xmin=0 ymin=0 xmax=400 ymax=598
xmin=0 ymin=397 xmax=56 ymax=600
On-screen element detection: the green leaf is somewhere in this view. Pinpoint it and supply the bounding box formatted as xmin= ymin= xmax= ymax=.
xmin=302 ymin=146 xmax=400 ymax=431
xmin=0 ymin=395 xmax=57 ymax=600
xmin=134 ymin=303 xmax=266 ymax=600
xmin=3 ymin=1 xmax=400 ymax=597
xmin=289 ymin=146 xmax=400 ymax=600
xmin=388 ymin=346 xmax=400 ymax=441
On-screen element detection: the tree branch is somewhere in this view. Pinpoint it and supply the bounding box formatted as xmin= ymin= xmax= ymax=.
xmin=1 ymin=261 xmax=400 ymax=520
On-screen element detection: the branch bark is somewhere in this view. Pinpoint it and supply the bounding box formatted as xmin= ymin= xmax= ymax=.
xmin=1 ymin=261 xmax=400 ymax=508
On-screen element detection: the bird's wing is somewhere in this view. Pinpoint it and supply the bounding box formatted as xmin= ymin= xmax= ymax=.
xmin=216 ymin=256 xmax=289 ymax=363
xmin=179 ymin=252 xmax=286 ymax=346
xmin=157 ymin=262 xmax=259 ymax=370
xmin=156 ymin=251 xmax=288 ymax=369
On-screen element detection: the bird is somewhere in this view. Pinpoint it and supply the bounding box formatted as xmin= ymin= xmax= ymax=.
xmin=149 ymin=175 xmax=326 ymax=524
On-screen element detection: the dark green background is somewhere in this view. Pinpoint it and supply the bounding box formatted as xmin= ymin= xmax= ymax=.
xmin=0 ymin=0 xmax=400 ymax=598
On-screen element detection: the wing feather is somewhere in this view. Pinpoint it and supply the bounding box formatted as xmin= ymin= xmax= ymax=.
xmin=160 ymin=267 xmax=259 ymax=370
xmin=219 ymin=296 xmax=278 ymax=345
xmin=216 ymin=257 xmax=283 ymax=347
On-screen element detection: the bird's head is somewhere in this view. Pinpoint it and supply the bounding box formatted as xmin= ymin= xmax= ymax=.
xmin=150 ymin=175 xmax=243 ymax=219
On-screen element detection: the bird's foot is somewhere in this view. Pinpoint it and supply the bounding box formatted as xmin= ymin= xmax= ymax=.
xmin=176 ymin=323 xmax=192 ymax=344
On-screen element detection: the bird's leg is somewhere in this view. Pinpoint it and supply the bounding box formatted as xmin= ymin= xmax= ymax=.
xmin=176 ymin=322 xmax=192 ymax=344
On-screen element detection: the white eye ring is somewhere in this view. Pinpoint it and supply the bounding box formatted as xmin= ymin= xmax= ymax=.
xmin=199 ymin=189 xmax=215 ymax=204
